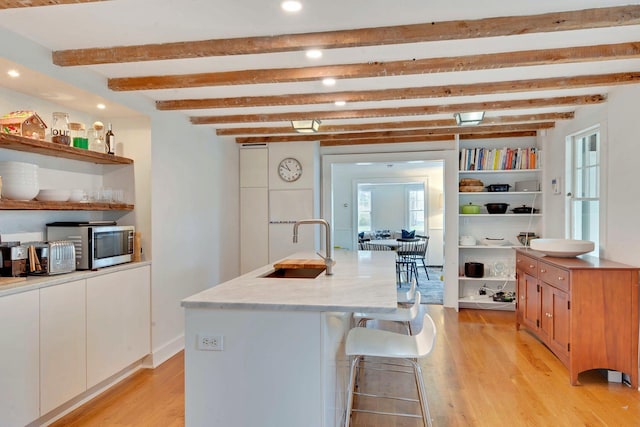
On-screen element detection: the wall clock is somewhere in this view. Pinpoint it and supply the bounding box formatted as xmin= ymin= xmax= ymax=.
xmin=278 ymin=157 xmax=303 ymax=182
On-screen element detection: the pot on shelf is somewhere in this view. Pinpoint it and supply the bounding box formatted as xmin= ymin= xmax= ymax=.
xmin=485 ymin=184 xmax=511 ymax=192
xmin=461 ymin=203 xmax=481 ymax=214
xmin=511 ymin=205 xmax=539 ymax=214
xmin=485 ymin=203 xmax=509 ymax=214
xmin=464 ymin=262 xmax=484 ymax=278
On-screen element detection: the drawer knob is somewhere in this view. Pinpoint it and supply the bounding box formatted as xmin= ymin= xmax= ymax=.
xmin=540 ymin=269 xmax=546 ymax=273
xmin=529 ymin=264 xmax=535 ymax=268
xmin=558 ymin=276 xmax=564 ymax=281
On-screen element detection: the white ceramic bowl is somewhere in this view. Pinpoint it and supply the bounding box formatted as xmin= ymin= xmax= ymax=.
xmin=69 ymin=189 xmax=85 ymax=202
xmin=2 ymin=183 xmax=39 ymax=200
xmin=530 ymin=239 xmax=595 ymax=257
xmin=482 ymin=237 xmax=509 ymax=246
xmin=36 ymin=189 xmax=71 ymax=202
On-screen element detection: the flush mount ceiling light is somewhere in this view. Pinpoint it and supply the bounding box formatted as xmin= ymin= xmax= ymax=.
xmin=334 ymin=100 xmax=346 ymax=106
xmin=291 ymin=119 xmax=321 ymax=133
xmin=322 ymin=77 xmax=336 ymax=86
xmin=7 ymin=69 xmax=20 ymax=78
xmin=97 ymin=103 xmax=106 ymax=110
xmin=305 ymin=49 xmax=322 ymax=59
xmin=454 ymin=111 xmax=485 ymax=126
xmin=281 ymin=1 xmax=302 ymax=12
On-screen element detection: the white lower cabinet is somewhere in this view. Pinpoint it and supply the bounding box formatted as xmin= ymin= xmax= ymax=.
xmin=86 ymin=265 xmax=151 ymax=388
xmin=40 ymin=279 xmax=87 ymax=415
xmin=0 ymin=291 xmax=39 ymax=427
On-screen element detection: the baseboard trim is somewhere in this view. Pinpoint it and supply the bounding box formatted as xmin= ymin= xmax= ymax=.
xmin=145 ymin=334 xmax=185 ymax=368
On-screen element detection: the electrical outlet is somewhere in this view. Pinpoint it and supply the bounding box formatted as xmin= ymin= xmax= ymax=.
xmin=197 ymin=334 xmax=224 ymax=351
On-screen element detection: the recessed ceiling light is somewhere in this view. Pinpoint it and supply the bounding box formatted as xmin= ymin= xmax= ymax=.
xmin=7 ymin=69 xmax=20 ymax=78
xmin=305 ymin=49 xmax=322 ymax=59
xmin=281 ymin=1 xmax=302 ymax=12
xmin=97 ymin=103 xmax=106 ymax=110
xmin=334 ymin=100 xmax=346 ymax=107
xmin=356 ymin=162 xmax=373 ymax=166
xmin=322 ymin=77 xmax=336 ymax=86
xmin=407 ymin=160 xmax=425 ymax=164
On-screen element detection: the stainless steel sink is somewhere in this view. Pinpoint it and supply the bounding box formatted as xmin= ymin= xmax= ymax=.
xmin=262 ymin=267 xmax=326 ymax=279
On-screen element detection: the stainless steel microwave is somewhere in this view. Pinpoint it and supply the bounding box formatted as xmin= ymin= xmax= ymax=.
xmin=46 ymin=222 xmax=134 ymax=270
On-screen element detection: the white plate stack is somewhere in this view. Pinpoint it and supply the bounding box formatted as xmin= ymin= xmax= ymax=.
xmin=0 ymin=161 xmax=40 ymax=200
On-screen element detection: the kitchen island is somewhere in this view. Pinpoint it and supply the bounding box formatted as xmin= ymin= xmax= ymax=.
xmin=181 ymin=249 xmax=398 ymax=427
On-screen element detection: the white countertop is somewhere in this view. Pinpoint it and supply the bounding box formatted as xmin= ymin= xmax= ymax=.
xmin=0 ymin=261 xmax=152 ymax=298
xmin=181 ymin=250 xmax=399 ymax=312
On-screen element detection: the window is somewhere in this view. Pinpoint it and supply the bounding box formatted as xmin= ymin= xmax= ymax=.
xmin=566 ymin=128 xmax=599 ymax=251
xmin=408 ymin=188 xmax=425 ymax=231
xmin=357 ymin=189 xmax=372 ymax=232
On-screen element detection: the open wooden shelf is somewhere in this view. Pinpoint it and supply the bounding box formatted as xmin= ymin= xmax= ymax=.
xmin=0 ymin=200 xmax=134 ymax=211
xmin=0 ymin=133 xmax=133 ymax=165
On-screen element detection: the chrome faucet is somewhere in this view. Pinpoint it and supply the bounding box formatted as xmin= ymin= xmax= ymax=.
xmin=292 ymin=219 xmax=334 ymax=275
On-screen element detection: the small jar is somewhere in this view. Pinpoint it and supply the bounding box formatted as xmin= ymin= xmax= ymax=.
xmin=51 ymin=112 xmax=71 ymax=145
xmin=88 ymin=128 xmax=106 ymax=153
xmin=70 ymin=122 xmax=88 ymax=149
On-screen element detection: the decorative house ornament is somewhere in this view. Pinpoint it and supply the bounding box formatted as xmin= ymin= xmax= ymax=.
xmin=0 ymin=110 xmax=47 ymax=139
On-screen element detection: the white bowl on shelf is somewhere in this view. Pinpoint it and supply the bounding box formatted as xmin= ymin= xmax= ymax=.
xmin=530 ymin=239 xmax=594 ymax=257
xmin=36 ymin=189 xmax=71 ymax=202
xmin=69 ymin=189 xmax=85 ymax=202
xmin=481 ymin=237 xmax=509 ymax=246
xmin=2 ymin=183 xmax=39 ymax=200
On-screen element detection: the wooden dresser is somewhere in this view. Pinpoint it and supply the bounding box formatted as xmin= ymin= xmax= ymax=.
xmin=514 ymin=248 xmax=639 ymax=387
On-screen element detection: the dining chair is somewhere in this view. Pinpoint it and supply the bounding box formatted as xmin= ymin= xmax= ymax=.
xmin=359 ymin=241 xmax=392 ymax=251
xmin=412 ymin=235 xmax=430 ymax=279
xmin=395 ymin=239 xmax=420 ymax=284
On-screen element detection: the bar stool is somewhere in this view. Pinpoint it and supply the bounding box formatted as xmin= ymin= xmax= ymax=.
xmin=352 ymin=291 xmax=422 ymax=334
xmin=344 ymin=313 xmax=436 ymax=427
xmin=397 ymin=277 xmax=417 ymax=304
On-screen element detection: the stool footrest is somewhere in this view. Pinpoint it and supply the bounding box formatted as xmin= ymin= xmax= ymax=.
xmin=354 ymin=391 xmax=419 ymax=403
xmin=352 ymin=408 xmax=422 ymax=419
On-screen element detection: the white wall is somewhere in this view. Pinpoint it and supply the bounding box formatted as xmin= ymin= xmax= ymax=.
xmin=543 ymin=86 xmax=640 ymax=266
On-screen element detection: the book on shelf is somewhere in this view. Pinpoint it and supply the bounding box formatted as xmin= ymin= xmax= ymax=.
xmin=459 ymin=147 xmax=541 ymax=171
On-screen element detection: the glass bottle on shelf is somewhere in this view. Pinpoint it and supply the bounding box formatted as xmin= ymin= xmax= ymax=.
xmin=105 ymin=123 xmax=115 ymax=155
xmin=51 ymin=112 xmax=71 ymax=145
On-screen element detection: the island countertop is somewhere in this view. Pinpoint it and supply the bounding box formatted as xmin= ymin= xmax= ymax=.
xmin=181 ymin=249 xmax=398 ymax=312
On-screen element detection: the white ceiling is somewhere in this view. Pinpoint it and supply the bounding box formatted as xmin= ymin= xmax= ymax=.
xmin=0 ymin=0 xmax=639 ymax=136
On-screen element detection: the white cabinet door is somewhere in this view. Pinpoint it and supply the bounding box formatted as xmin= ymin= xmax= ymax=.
xmin=0 ymin=291 xmax=39 ymax=427
xmin=86 ymin=265 xmax=151 ymax=388
xmin=40 ymin=279 xmax=87 ymax=415
xmin=240 ymin=147 xmax=268 ymax=188
xmin=240 ymin=187 xmax=269 ymax=273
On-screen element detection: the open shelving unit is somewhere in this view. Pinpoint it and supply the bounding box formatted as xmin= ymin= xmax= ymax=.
xmin=0 ymin=133 xmax=134 ymax=211
xmin=457 ymin=138 xmax=543 ymax=311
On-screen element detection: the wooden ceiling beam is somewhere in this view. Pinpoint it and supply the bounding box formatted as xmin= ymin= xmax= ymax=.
xmin=53 ymin=5 xmax=640 ymax=65
xmin=320 ymin=135 xmax=456 ymax=146
xmin=0 ymin=0 xmax=106 ymax=9
xmin=159 ymin=73 xmax=640 ymax=110
xmin=217 ymin=113 xmax=574 ymax=135
xmin=191 ymin=95 xmax=603 ymax=125
xmin=459 ymin=131 xmax=538 ymax=140
xmin=319 ymin=131 xmax=537 ymax=146
xmin=235 ymin=123 xmax=554 ymax=144
xmin=110 ymin=43 xmax=640 ymax=91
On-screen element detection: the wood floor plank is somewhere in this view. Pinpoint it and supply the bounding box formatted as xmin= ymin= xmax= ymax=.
xmin=51 ymin=306 xmax=639 ymax=426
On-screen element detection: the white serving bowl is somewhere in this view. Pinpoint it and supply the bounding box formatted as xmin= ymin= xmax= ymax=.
xmin=69 ymin=189 xmax=85 ymax=202
xmin=2 ymin=183 xmax=39 ymax=200
xmin=482 ymin=237 xmax=509 ymax=246
xmin=36 ymin=189 xmax=71 ymax=202
xmin=530 ymin=239 xmax=595 ymax=257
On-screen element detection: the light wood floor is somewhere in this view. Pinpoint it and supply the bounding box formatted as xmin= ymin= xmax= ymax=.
xmin=52 ymin=305 xmax=640 ymax=426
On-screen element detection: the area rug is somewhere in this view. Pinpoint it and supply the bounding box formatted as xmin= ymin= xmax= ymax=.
xmin=399 ymin=267 xmax=444 ymax=305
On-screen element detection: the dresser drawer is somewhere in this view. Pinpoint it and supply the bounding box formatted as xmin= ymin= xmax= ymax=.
xmin=539 ymin=261 xmax=570 ymax=292
xmin=516 ymin=253 xmax=538 ymax=277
